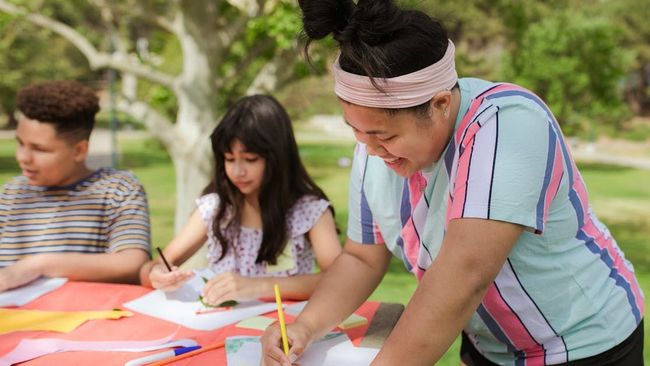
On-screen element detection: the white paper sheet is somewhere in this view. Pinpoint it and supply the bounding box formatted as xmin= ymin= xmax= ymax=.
xmin=225 ymin=332 xmax=379 ymax=366
xmin=123 ymin=268 xmax=277 ymax=331
xmin=0 ymin=277 xmax=67 ymax=307
xmin=0 ymin=331 xmax=195 ymax=366
xmin=284 ymin=301 xmax=308 ymax=316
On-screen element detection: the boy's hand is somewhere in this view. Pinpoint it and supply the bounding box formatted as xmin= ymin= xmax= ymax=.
xmin=0 ymin=255 xmax=43 ymax=292
xmin=149 ymin=263 xmax=194 ymax=292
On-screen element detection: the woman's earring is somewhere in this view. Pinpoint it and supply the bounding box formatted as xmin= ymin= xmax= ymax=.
xmin=443 ymin=108 xmax=449 ymax=119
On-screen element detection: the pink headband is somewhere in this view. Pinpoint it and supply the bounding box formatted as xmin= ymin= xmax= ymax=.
xmin=333 ymin=40 xmax=458 ymax=108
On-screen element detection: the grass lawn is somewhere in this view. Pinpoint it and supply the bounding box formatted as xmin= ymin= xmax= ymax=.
xmin=0 ymin=134 xmax=647 ymax=364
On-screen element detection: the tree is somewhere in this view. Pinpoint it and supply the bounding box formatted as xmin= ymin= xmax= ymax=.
xmin=599 ymin=0 xmax=650 ymax=116
xmin=503 ymin=12 xmax=630 ymax=136
xmin=0 ymin=0 xmax=316 ymax=266
xmin=0 ymin=6 xmax=96 ymax=127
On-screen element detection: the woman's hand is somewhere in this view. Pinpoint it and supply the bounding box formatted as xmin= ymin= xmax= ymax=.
xmin=148 ymin=263 xmax=194 ymax=292
xmin=261 ymin=320 xmax=316 ymax=366
xmin=201 ymin=272 xmax=259 ymax=305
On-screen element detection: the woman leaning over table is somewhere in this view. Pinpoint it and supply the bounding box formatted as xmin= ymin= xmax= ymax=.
xmin=261 ymin=0 xmax=644 ymax=365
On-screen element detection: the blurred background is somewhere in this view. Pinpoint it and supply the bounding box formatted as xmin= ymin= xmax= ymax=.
xmin=0 ymin=1 xmax=648 ymax=363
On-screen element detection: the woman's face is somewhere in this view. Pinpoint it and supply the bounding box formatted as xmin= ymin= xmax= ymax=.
xmin=340 ymin=100 xmax=453 ymax=177
xmin=224 ymin=139 xmax=266 ymax=198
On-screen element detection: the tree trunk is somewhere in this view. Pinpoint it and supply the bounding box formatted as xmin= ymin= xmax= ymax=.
xmin=0 ymin=0 xmax=288 ymax=271
xmin=170 ymin=4 xmax=218 ymax=270
xmin=171 ymin=147 xmax=211 ymax=269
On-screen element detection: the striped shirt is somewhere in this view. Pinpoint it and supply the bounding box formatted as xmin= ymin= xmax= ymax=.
xmin=347 ymin=78 xmax=644 ymax=365
xmin=0 ymin=168 xmax=151 ymax=267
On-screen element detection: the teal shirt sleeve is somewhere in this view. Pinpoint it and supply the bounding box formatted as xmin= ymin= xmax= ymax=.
xmin=448 ymin=99 xmax=556 ymax=233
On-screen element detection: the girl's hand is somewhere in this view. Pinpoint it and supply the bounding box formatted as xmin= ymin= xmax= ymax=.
xmin=201 ymin=272 xmax=258 ymax=305
xmin=261 ymin=321 xmax=315 ymax=366
xmin=149 ymin=263 xmax=194 ymax=292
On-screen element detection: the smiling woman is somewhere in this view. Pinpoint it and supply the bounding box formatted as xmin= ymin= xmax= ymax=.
xmin=341 ymin=99 xmax=455 ymax=177
xmin=260 ymin=0 xmax=645 ymax=365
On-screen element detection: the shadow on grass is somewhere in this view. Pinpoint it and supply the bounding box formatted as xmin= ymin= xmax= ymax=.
xmin=577 ymin=162 xmax=634 ymax=173
xmin=120 ymin=151 xmax=172 ymax=169
xmin=0 ymin=156 xmax=19 ymax=175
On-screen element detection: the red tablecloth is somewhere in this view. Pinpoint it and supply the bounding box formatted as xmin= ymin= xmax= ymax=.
xmin=0 ymin=281 xmax=381 ymax=365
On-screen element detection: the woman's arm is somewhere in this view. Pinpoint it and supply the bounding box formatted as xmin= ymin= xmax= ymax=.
xmin=139 ymin=209 xmax=208 ymax=288
xmin=373 ymin=218 xmax=523 ymax=365
xmin=261 ymin=238 xmax=393 ymax=365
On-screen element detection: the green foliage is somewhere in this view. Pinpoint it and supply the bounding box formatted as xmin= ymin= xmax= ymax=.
xmin=143 ymin=84 xmax=178 ymax=120
xmin=248 ymin=2 xmax=301 ymax=51
xmin=1 ymin=0 xmax=647 ymax=138
xmin=504 ymin=13 xmax=631 ymax=136
xmin=0 ymin=8 xmax=96 ymax=125
xmin=599 ymin=0 xmax=650 ymax=116
xmin=215 ymin=1 xmax=305 ymax=109
xmin=413 ymin=0 xmax=507 ymax=79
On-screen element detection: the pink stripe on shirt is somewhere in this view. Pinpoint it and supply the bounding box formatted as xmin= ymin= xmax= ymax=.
xmin=582 ymin=214 xmax=645 ymax=314
xmin=482 ymin=284 xmax=546 ymax=366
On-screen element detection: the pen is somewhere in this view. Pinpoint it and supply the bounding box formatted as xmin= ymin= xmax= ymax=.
xmin=148 ymin=341 xmax=225 ymax=366
xmin=274 ymin=283 xmax=290 ymax=355
xmin=124 ymin=345 xmax=200 ymax=366
xmin=156 ymin=247 xmax=173 ymax=272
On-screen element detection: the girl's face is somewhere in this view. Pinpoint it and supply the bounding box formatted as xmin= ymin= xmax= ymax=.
xmin=224 ymin=139 xmax=266 ymax=198
xmin=340 ymin=100 xmax=453 ymax=177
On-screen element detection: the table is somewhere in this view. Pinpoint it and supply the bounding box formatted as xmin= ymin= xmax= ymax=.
xmin=0 ymin=281 xmax=404 ymax=365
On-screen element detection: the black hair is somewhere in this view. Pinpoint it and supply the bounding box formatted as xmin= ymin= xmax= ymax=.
xmin=203 ymin=95 xmax=335 ymax=265
xmin=299 ymin=0 xmax=450 ymax=116
xmin=16 ymin=80 xmax=99 ymax=141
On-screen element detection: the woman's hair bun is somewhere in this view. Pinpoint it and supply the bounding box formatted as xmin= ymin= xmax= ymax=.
xmin=300 ymin=0 xmax=447 ymax=78
xmin=352 ymin=0 xmax=402 ymax=46
xmin=299 ymin=0 xmax=355 ymax=40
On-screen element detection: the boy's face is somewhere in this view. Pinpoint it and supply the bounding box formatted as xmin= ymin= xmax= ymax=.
xmin=15 ymin=116 xmax=89 ymax=187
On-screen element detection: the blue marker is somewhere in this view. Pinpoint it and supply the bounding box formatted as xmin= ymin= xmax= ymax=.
xmin=124 ymin=345 xmax=201 ymax=366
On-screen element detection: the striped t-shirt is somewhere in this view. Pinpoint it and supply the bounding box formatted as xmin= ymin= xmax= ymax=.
xmin=0 ymin=168 xmax=151 ymax=267
xmin=347 ymin=78 xmax=644 ymax=364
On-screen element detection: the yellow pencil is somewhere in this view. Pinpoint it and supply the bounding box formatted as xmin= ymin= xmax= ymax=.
xmin=274 ymin=283 xmax=290 ymax=355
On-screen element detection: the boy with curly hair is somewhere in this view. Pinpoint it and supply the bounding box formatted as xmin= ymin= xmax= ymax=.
xmin=0 ymin=80 xmax=151 ymax=292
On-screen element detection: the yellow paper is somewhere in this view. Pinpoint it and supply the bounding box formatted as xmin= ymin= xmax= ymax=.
xmin=338 ymin=313 xmax=368 ymax=330
xmin=236 ymin=315 xmax=276 ymax=331
xmin=266 ymin=244 xmax=295 ymax=273
xmin=0 ymin=308 xmax=133 ymax=334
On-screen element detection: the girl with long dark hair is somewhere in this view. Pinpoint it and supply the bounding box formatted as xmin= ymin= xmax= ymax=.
xmin=140 ymin=95 xmax=341 ymax=304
